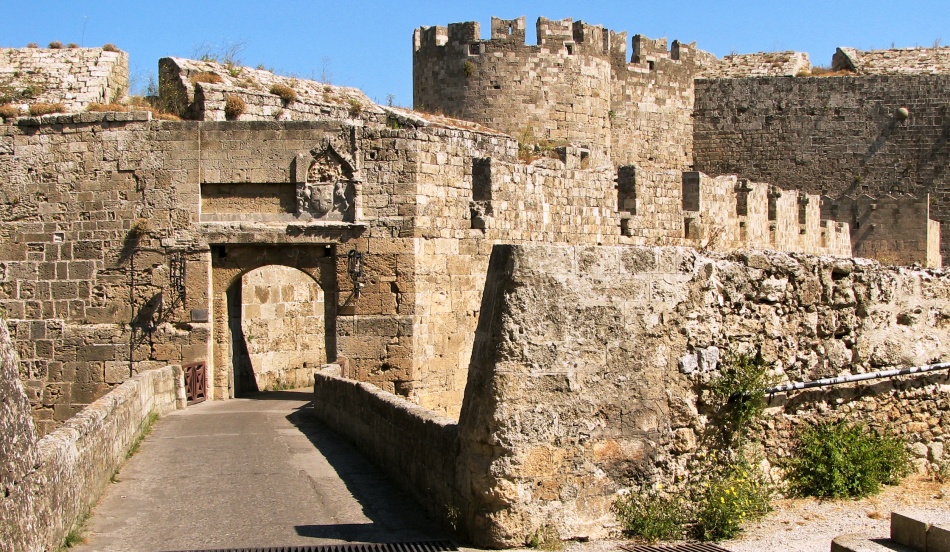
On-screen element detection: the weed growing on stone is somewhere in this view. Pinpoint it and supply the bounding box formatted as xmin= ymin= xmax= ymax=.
xmin=61 ymin=527 xmax=84 ymax=549
xmin=348 ymin=98 xmax=362 ymax=117
xmin=709 ymin=351 xmax=780 ymax=442
xmin=526 ymin=524 xmax=562 ymax=550
xmin=190 ymin=72 xmax=224 ymax=85
xmin=0 ymin=104 xmax=20 ymax=119
xmin=785 ymin=420 xmax=911 ymax=499
xmin=125 ymin=409 xmax=159 ymax=459
xmin=269 ymin=83 xmax=297 ymax=104
xmin=29 ymin=103 xmax=66 ymax=116
xmin=224 ymin=95 xmax=245 ymax=120
xmin=927 ymin=458 xmax=950 ymax=483
xmin=59 ymin=511 xmax=89 ymax=550
xmin=48 ymin=41 xmax=63 ymax=49
xmin=102 ymin=43 xmax=119 ymax=52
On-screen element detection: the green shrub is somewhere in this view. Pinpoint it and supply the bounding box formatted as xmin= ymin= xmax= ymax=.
xmin=48 ymin=41 xmax=63 ymax=49
xmin=269 ymin=83 xmax=297 ymax=103
xmin=693 ymin=457 xmax=772 ymax=541
xmin=614 ymin=488 xmax=688 ymax=543
xmin=223 ymin=95 xmax=245 ymax=120
xmin=709 ymin=352 xmax=779 ymax=439
xmin=786 ymin=420 xmax=911 ymax=499
xmin=615 ymin=456 xmax=772 ymax=543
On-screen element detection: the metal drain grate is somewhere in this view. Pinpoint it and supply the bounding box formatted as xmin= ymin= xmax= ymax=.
xmin=163 ymin=541 xmax=458 ymax=552
xmin=619 ymin=544 xmax=732 ymax=552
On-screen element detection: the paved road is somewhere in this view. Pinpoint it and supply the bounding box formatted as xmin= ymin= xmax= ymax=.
xmin=72 ymin=389 xmax=450 ymax=552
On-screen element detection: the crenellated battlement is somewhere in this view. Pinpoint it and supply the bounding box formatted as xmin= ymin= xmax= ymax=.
xmin=413 ymin=16 xmax=711 ymax=169
xmin=414 ymin=16 xmax=699 ymax=65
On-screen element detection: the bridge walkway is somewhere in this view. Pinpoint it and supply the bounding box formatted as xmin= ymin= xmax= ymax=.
xmin=71 ymin=389 xmax=449 ymax=552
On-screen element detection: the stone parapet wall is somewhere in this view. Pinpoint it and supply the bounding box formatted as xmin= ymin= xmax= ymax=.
xmin=455 ymin=244 xmax=950 ymax=547
xmin=311 ymin=369 xmax=459 ymax=529
xmin=0 ymin=47 xmax=128 ymax=112
xmin=0 ymin=313 xmax=183 ymax=552
xmin=693 ymin=74 xmax=950 ymax=260
xmin=823 ymin=194 xmax=942 ymax=267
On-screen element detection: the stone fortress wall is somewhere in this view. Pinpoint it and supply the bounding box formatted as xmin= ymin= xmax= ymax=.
xmin=0 ymin=35 xmax=946 ymax=432
xmin=310 ymin=244 xmax=950 ymax=547
xmin=693 ymin=73 xmax=950 ymax=261
xmin=3 ymin=17 xmax=950 ymax=551
xmin=413 ymin=16 xmax=943 ymax=266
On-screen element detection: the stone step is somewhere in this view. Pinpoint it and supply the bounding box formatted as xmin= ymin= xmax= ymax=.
xmin=831 ymin=511 xmax=950 ymax=552
xmin=831 ymin=534 xmax=916 ymax=552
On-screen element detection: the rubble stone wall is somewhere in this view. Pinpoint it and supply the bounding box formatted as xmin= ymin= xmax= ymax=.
xmin=455 ymin=243 xmax=950 ymax=547
xmin=833 ymin=46 xmax=950 ymax=75
xmin=0 ymin=47 xmax=128 ymax=113
xmin=693 ymin=74 xmax=950 ymax=258
xmin=700 ymin=51 xmax=811 ymax=78
xmin=158 ymin=57 xmax=385 ymax=125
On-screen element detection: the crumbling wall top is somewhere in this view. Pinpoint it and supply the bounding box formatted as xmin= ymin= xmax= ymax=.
xmin=0 ymin=46 xmax=129 ymax=112
xmin=700 ymin=51 xmax=811 ymax=78
xmin=832 ymin=46 xmax=950 ymax=74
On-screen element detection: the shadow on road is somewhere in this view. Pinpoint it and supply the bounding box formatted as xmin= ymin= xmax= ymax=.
xmin=242 ymin=389 xmax=454 ymax=544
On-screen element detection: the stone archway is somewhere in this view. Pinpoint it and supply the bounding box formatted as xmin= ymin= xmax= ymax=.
xmin=210 ymin=244 xmax=338 ymax=399
xmin=231 ymin=265 xmax=327 ymax=394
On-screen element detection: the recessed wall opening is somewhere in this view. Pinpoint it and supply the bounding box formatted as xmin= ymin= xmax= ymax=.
xmin=212 ymin=245 xmax=338 ymax=400
xmin=227 ymin=265 xmax=327 ymax=396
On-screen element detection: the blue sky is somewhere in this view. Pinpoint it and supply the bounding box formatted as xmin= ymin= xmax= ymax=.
xmin=2 ymin=1 xmax=948 ymax=107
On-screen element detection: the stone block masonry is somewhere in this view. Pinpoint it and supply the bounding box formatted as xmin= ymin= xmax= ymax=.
xmin=693 ymin=74 xmax=950 ymax=259
xmin=413 ymin=16 xmax=716 ymax=171
xmin=456 ymin=244 xmax=950 ymax=546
